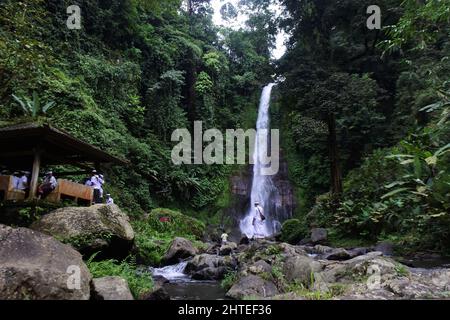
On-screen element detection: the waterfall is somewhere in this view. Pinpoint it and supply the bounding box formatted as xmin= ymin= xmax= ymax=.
xmin=150 ymin=262 xmax=189 ymax=282
xmin=240 ymin=83 xmax=278 ymax=238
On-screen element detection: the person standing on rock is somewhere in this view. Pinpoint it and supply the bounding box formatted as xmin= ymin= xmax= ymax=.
xmin=221 ymin=231 xmax=229 ymax=245
xmin=105 ymin=193 xmax=114 ymax=205
xmin=86 ymin=170 xmax=103 ymax=204
xmin=252 ymin=201 xmax=266 ymax=239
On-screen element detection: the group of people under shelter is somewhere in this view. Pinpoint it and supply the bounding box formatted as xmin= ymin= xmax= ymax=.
xmin=1 ymin=169 xmax=114 ymax=205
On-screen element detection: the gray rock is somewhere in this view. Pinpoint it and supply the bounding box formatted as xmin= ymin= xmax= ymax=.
xmin=313 ymin=244 xmax=334 ymax=254
xmin=283 ymin=255 xmax=322 ymax=286
xmin=205 ymin=243 xmax=220 ymax=255
xmin=226 ymin=275 xmax=279 ymax=299
xmin=142 ymin=284 xmax=170 ymax=300
xmin=323 ymin=248 xmax=352 ymax=261
xmin=374 ymin=241 xmax=395 ymax=256
xmin=249 ymin=260 xmax=272 ymax=275
xmin=347 ymin=247 xmax=371 ymax=258
xmin=0 ymin=224 xmax=92 ymax=300
xmin=162 ymin=237 xmax=198 ymax=265
xmin=429 ymin=269 xmax=450 ymax=290
xmin=298 ymin=237 xmax=312 ymax=245
xmin=219 ymin=242 xmax=237 ymax=255
xmin=31 ymin=204 xmax=134 ymax=258
xmin=335 ymin=289 xmax=397 ymax=300
xmin=311 ymin=228 xmax=327 ymax=244
xmin=91 ymin=276 xmax=134 ymax=300
xmin=192 ymin=266 xmax=229 ymax=280
xmin=153 ymin=275 xmax=169 ymax=285
xmin=239 ymin=235 xmax=250 ymax=245
xmin=318 ymin=251 xmax=394 ymax=284
xmin=186 ymin=254 xmax=237 ymax=280
xmin=384 ymin=278 xmax=436 ymax=299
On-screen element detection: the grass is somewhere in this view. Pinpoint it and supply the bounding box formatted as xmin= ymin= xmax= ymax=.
xmin=86 ymin=254 xmax=153 ymax=299
xmin=395 ymin=263 xmax=410 ymax=277
xmin=285 ymin=281 xmax=347 ymax=300
xmin=221 ymin=271 xmax=238 ymax=290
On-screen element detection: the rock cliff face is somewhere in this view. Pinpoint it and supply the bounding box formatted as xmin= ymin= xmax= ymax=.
xmin=227 ymin=151 xmax=295 ymax=238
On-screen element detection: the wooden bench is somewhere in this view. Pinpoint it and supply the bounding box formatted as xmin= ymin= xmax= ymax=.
xmin=46 ymin=179 xmax=93 ymax=205
xmin=0 ymin=175 xmax=26 ymax=201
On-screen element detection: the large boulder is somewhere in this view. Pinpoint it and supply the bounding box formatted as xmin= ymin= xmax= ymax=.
xmin=322 ymin=248 xmax=352 ymax=261
xmin=219 ymin=242 xmax=237 ymax=256
xmin=311 ymin=228 xmax=327 ymax=244
xmin=374 ymin=241 xmax=395 ymax=256
xmin=283 ymin=255 xmax=322 ymax=286
xmin=186 ymin=254 xmax=237 ymax=280
xmin=91 ymin=276 xmax=134 ymax=300
xmin=162 ymin=237 xmax=198 ymax=265
xmin=226 ymin=275 xmax=279 ymax=299
xmin=0 ymin=225 xmax=91 ymax=300
xmin=31 ymin=204 xmax=134 ymax=259
xmin=142 ymin=284 xmax=170 ymax=300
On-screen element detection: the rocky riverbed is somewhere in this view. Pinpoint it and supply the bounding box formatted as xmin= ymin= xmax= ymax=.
xmin=154 ymin=237 xmax=450 ymax=300
xmin=1 ymin=204 xmax=450 ymax=300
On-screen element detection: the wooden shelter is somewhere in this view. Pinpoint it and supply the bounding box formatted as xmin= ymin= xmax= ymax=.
xmin=0 ymin=122 xmax=128 ymax=201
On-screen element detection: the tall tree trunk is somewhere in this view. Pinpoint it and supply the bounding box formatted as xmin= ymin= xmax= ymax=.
xmin=187 ymin=0 xmax=193 ymax=15
xmin=186 ymin=55 xmax=197 ymax=123
xmin=328 ymin=112 xmax=342 ymax=195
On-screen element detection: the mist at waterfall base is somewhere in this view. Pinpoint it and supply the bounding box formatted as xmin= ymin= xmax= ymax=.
xmin=240 ymin=83 xmax=286 ymax=239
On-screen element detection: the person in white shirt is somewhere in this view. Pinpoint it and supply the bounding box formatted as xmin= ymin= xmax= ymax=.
xmin=16 ymin=171 xmax=29 ymax=196
xmin=12 ymin=172 xmax=20 ymax=190
xmin=252 ymin=201 xmax=266 ymax=239
xmin=37 ymin=171 xmax=57 ymax=199
xmin=221 ymin=232 xmax=229 ymax=245
xmin=106 ymin=194 xmax=114 ymax=205
xmin=88 ymin=170 xmax=103 ymax=204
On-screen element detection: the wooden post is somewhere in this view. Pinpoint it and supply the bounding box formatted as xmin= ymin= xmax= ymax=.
xmin=28 ymin=149 xmax=41 ymax=200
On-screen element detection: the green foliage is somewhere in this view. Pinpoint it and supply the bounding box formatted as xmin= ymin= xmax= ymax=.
xmin=221 ymin=270 xmax=238 ymax=290
xmin=131 ymin=208 xmax=206 ymax=265
xmin=312 ymin=102 xmax=450 ymax=251
xmin=145 ymin=208 xmax=206 ymax=239
xmin=61 ymin=232 xmax=113 ymax=251
xmin=86 ymin=255 xmax=153 ymax=299
xmin=280 ymin=219 xmax=306 ymax=244
xmin=0 ymin=0 xmax=272 ymax=219
xmin=12 ymin=91 xmax=56 ymax=119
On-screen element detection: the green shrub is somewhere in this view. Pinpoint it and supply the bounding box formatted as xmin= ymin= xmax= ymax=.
xmin=221 ymin=271 xmax=238 ymax=290
xmin=280 ymin=219 xmax=305 ymax=244
xmin=86 ymin=255 xmax=153 ymax=299
xmin=145 ymin=208 xmax=206 ymax=239
xmin=131 ymin=208 xmax=206 ymax=265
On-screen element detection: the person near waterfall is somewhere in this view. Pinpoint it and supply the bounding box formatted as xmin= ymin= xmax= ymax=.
xmin=252 ymin=201 xmax=266 ymax=239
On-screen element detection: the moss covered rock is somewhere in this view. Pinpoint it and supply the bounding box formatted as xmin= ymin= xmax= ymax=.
xmin=132 ymin=208 xmax=206 ymax=266
xmin=31 ymin=204 xmax=134 ymax=259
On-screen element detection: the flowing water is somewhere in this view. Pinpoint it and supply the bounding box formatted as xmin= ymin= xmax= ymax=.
xmin=240 ymin=83 xmax=281 ymax=238
xmin=150 ymin=262 xmax=227 ymax=300
xmin=150 ymin=261 xmax=190 ymax=281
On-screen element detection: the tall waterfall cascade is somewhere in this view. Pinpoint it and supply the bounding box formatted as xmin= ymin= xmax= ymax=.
xmin=240 ymin=83 xmax=283 ymax=238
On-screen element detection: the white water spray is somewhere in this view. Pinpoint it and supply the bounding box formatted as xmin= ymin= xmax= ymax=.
xmin=150 ymin=262 xmax=189 ymax=282
xmin=240 ymin=83 xmax=278 ymax=238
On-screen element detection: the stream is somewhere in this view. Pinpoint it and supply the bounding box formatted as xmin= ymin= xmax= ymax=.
xmin=150 ymin=262 xmax=228 ymax=300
